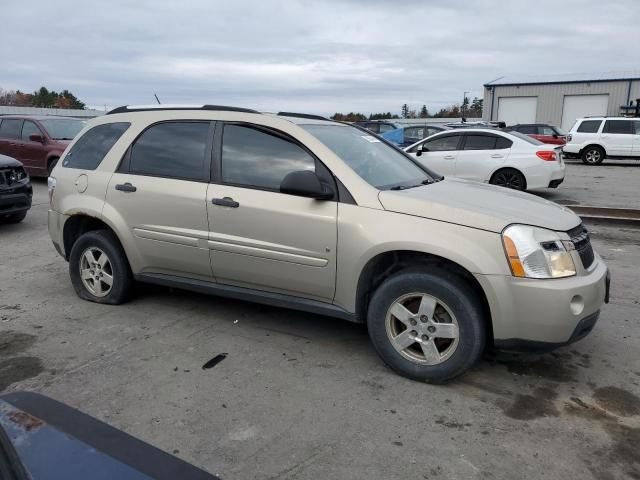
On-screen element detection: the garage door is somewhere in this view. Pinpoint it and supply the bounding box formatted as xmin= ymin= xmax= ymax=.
xmin=561 ymin=94 xmax=609 ymax=131
xmin=497 ymin=97 xmax=537 ymax=125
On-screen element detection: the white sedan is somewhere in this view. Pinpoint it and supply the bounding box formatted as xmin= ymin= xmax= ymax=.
xmin=404 ymin=128 xmax=565 ymax=191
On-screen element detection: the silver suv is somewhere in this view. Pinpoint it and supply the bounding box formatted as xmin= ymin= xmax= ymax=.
xmin=48 ymin=105 xmax=610 ymax=382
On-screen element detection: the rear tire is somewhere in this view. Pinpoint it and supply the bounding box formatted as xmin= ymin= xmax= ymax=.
xmin=0 ymin=212 xmax=27 ymax=224
xmin=367 ymin=269 xmax=486 ymax=383
xmin=490 ymin=168 xmax=527 ymax=191
xmin=581 ymin=146 xmax=605 ymax=165
xmin=69 ymin=230 xmax=133 ymax=305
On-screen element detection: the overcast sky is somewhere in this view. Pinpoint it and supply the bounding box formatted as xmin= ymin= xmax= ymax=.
xmin=1 ymin=0 xmax=638 ymax=115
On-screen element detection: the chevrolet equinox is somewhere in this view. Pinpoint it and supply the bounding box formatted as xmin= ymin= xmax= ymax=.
xmin=48 ymin=105 xmax=610 ymax=382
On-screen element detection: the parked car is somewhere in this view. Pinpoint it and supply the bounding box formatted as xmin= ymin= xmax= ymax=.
xmin=353 ymin=120 xmax=402 ymax=134
xmin=48 ymin=105 xmax=608 ymax=383
xmin=563 ymin=117 xmax=640 ymax=165
xmin=404 ymin=128 xmax=565 ymax=191
xmin=0 ymin=153 xmax=32 ymax=223
xmin=381 ymin=124 xmax=449 ymax=147
xmin=445 ymin=121 xmax=505 ymax=129
xmin=0 ymin=115 xmax=85 ymax=176
xmin=508 ymin=124 xmax=567 ymax=145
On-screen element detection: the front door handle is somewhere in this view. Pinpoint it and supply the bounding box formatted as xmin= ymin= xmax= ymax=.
xmin=212 ymin=197 xmax=239 ymax=208
xmin=115 ymin=182 xmax=137 ymax=192
xmin=444 ymin=155 xmax=455 ymax=160
xmin=491 ymin=154 xmax=504 ymax=158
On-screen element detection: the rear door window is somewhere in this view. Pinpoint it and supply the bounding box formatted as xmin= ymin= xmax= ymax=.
xmin=577 ymin=120 xmax=602 ymax=133
xmin=462 ymin=135 xmax=497 ymax=150
xmin=63 ymin=122 xmax=130 ymax=170
xmin=603 ymin=120 xmax=633 ymax=134
xmin=129 ymin=122 xmax=210 ymax=181
xmin=0 ymin=119 xmax=22 ymax=139
xmin=495 ymin=136 xmax=513 ymax=149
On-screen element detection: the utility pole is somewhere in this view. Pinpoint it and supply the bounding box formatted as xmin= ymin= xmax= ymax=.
xmin=462 ymin=91 xmax=470 ymax=121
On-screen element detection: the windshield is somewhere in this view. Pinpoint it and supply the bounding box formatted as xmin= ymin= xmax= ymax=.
xmin=508 ymin=130 xmax=544 ymax=145
xmin=302 ymin=124 xmax=435 ymax=190
xmin=39 ymin=118 xmax=85 ymax=140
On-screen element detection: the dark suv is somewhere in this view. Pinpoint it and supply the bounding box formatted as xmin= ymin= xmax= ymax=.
xmin=0 ymin=115 xmax=86 ymax=176
xmin=0 ymin=153 xmax=32 ymax=223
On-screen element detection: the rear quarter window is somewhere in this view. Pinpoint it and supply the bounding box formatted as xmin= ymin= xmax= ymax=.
xmin=603 ymin=120 xmax=633 ymax=134
xmin=62 ymin=122 xmax=130 ymax=170
xmin=576 ymin=120 xmax=602 ymax=133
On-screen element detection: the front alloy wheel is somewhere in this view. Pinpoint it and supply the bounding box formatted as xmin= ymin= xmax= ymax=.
xmin=385 ymin=293 xmax=459 ymax=365
xmin=79 ymin=247 xmax=114 ymax=297
xmin=582 ymin=147 xmax=603 ymax=165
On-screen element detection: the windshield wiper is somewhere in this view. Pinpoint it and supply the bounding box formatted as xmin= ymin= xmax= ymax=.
xmin=390 ymin=178 xmax=434 ymax=190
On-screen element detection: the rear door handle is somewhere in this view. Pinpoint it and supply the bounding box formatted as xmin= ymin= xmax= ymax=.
xmin=491 ymin=154 xmax=504 ymax=158
xmin=212 ymin=197 xmax=239 ymax=208
xmin=115 ymin=182 xmax=137 ymax=192
xmin=444 ymin=155 xmax=455 ymax=160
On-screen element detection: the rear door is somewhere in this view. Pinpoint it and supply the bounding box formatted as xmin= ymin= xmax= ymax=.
xmin=409 ymin=133 xmax=462 ymax=176
xmin=206 ymin=122 xmax=338 ymax=301
xmin=105 ymin=121 xmax=214 ymax=279
xmin=0 ymin=119 xmax=23 ymax=161
xmin=601 ymin=120 xmax=634 ymax=157
xmin=17 ymin=120 xmax=48 ymax=174
xmin=455 ymin=133 xmax=511 ymax=182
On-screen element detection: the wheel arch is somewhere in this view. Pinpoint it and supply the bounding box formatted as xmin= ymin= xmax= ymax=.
xmin=354 ymin=250 xmax=494 ymax=344
xmin=579 ymin=143 xmax=607 ymax=156
xmin=489 ymin=166 xmax=527 ymax=190
xmin=62 ymin=214 xmax=127 ymax=263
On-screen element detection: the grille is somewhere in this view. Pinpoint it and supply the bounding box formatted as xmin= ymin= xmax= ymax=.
xmin=567 ymin=224 xmax=595 ymax=269
xmin=0 ymin=167 xmax=25 ymax=187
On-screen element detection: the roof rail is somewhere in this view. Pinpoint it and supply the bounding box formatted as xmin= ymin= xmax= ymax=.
xmin=106 ymin=105 xmax=260 ymax=115
xmin=277 ymin=112 xmax=330 ymax=121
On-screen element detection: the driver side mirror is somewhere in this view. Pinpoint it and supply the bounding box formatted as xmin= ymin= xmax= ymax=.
xmin=416 ymin=145 xmax=428 ymax=157
xmin=280 ymin=170 xmax=334 ymax=200
xmin=29 ymin=134 xmax=45 ymax=143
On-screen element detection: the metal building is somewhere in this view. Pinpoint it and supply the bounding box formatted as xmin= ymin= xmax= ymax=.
xmin=0 ymin=106 xmax=104 ymax=118
xmin=483 ymin=71 xmax=640 ymax=131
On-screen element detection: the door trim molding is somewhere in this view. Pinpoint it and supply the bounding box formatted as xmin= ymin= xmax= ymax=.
xmin=135 ymin=273 xmax=357 ymax=322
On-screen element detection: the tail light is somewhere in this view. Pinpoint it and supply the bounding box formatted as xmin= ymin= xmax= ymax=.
xmin=536 ymin=150 xmax=556 ymax=161
xmin=47 ymin=176 xmax=56 ymax=208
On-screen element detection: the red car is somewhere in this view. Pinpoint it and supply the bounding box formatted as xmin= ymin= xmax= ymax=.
xmin=508 ymin=124 xmax=567 ymax=145
xmin=0 ymin=115 xmax=85 ymax=176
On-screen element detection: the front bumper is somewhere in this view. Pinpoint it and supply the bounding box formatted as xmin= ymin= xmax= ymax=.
xmin=0 ymin=182 xmax=32 ymax=215
xmin=475 ymin=256 xmax=608 ymax=350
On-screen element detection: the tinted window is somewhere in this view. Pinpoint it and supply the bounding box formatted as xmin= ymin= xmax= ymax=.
xmin=603 ymin=120 xmax=633 ymax=134
xmin=222 ymin=125 xmax=315 ymax=190
xmin=0 ymin=119 xmax=22 ymax=139
xmin=63 ymin=122 xmax=130 ymax=170
xmin=378 ymin=124 xmax=395 ymax=133
xmin=635 ymin=121 xmax=640 ymax=135
xmin=365 ymin=123 xmax=379 ymax=133
xmin=463 ymin=135 xmax=497 ymax=150
xmin=577 ymin=120 xmax=602 ymax=133
xmin=496 ymin=136 xmax=513 ymax=149
xmin=39 ymin=119 xmax=85 ymax=140
xmin=517 ymin=125 xmax=537 ymax=134
xmin=509 ymin=131 xmax=544 ymax=145
xmin=21 ymin=121 xmax=41 ymax=140
xmin=425 ymin=127 xmax=442 ymax=137
xmin=405 ymin=127 xmax=425 ymax=139
xmin=540 ymin=126 xmax=555 ymax=135
xmin=303 ymin=124 xmax=433 ymax=190
xmin=423 ymin=135 xmax=460 ymax=152
xmin=129 ymin=122 xmax=209 ymax=180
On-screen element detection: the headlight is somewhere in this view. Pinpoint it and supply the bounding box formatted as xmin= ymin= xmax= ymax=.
xmin=8 ymin=167 xmax=27 ymax=183
xmin=502 ymin=225 xmax=576 ymax=279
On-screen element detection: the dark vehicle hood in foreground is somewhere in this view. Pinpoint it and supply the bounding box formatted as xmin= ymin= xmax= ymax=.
xmin=0 ymin=154 xmax=22 ymax=168
xmin=0 ymin=392 xmax=219 ymax=480
xmin=378 ymin=177 xmax=581 ymax=233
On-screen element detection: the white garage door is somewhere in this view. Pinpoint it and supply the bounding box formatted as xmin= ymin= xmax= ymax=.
xmin=561 ymin=94 xmax=609 ymax=131
xmin=497 ymin=97 xmax=537 ymax=125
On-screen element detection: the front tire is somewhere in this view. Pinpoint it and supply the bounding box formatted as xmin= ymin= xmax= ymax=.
xmin=367 ymin=269 xmax=486 ymax=383
xmin=581 ymin=146 xmax=605 ymax=165
xmin=69 ymin=230 xmax=133 ymax=304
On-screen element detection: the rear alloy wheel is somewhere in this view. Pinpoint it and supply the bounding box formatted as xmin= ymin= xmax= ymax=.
xmin=367 ymin=269 xmax=485 ymax=383
xmin=490 ymin=168 xmax=526 ymax=191
xmin=581 ymin=146 xmax=604 ymax=165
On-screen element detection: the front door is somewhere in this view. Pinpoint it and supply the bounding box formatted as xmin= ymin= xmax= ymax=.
xmin=17 ymin=120 xmax=48 ymax=174
xmin=455 ymin=133 xmax=509 ymax=182
xmin=105 ymin=121 xmax=213 ymax=279
xmin=413 ymin=133 xmax=462 ymax=176
xmin=207 ymin=123 xmax=338 ymax=301
xmin=0 ymin=119 xmax=23 ymax=162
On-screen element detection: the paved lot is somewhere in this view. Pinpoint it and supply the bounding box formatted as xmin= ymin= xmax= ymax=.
xmin=1 ymin=179 xmax=639 ymax=480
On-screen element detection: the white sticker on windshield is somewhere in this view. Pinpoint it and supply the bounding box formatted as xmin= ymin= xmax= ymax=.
xmin=361 ymin=135 xmax=381 ymax=143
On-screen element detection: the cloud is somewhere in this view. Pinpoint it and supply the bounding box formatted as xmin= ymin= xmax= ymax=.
xmin=1 ymin=0 xmax=638 ymax=115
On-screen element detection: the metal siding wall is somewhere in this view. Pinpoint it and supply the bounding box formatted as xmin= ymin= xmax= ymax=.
xmin=486 ymin=81 xmax=630 ymax=125
xmin=629 ymin=80 xmax=640 ymax=104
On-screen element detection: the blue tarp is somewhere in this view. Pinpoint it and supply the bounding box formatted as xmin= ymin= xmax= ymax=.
xmin=380 ymin=128 xmax=404 ymax=145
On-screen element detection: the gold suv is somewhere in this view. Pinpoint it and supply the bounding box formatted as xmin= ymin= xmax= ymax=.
xmin=48 ymin=106 xmax=610 ymax=382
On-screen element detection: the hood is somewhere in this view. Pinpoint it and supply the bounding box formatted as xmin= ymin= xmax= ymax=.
xmin=0 ymin=153 xmax=23 ymax=168
xmin=378 ymin=177 xmax=581 ymax=233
